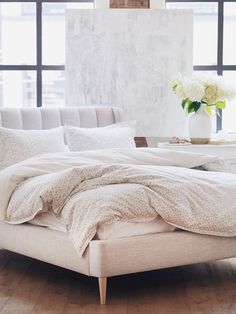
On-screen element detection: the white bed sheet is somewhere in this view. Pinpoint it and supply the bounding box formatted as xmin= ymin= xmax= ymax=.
xmin=29 ymin=213 xmax=176 ymax=240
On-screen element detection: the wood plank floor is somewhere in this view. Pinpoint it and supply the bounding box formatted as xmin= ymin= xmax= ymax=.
xmin=0 ymin=250 xmax=235 ymax=314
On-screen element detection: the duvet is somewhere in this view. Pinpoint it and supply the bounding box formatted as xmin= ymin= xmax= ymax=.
xmin=0 ymin=147 xmax=235 ymax=256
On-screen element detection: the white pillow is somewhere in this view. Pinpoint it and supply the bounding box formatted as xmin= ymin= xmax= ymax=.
xmin=65 ymin=121 xmax=136 ymax=151
xmin=0 ymin=126 xmax=68 ymax=170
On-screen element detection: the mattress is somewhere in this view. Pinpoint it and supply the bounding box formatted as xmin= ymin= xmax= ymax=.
xmin=29 ymin=213 xmax=176 ymax=240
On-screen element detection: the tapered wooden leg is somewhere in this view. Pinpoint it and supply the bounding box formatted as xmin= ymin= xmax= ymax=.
xmin=98 ymin=277 xmax=107 ymax=305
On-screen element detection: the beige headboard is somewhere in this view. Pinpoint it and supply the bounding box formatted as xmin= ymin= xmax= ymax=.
xmin=0 ymin=106 xmax=124 ymax=130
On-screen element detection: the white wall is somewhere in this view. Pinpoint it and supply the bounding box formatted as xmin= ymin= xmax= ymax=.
xmin=66 ymin=9 xmax=193 ymax=137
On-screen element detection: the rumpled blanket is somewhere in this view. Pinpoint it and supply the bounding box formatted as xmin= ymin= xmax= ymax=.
xmin=0 ymin=147 xmax=235 ymax=256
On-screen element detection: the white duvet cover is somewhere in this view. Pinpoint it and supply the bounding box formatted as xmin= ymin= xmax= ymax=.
xmin=0 ymin=148 xmax=235 ymax=257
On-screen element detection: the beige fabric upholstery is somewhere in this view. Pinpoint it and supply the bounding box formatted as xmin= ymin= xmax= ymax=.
xmin=89 ymin=231 xmax=236 ymax=277
xmin=0 ymin=222 xmax=90 ymax=276
xmin=0 ymin=107 xmax=124 ymax=130
xmin=2 ymin=221 xmax=235 ymax=279
xmin=2 ymin=221 xmax=234 ymax=278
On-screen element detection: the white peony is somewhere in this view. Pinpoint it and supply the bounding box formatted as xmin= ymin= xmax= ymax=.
xmin=218 ymin=82 xmax=236 ymax=101
xmin=183 ymin=79 xmax=205 ymax=102
xmin=203 ymin=84 xmax=218 ymax=104
xmin=171 ymin=73 xmax=236 ymax=112
xmin=224 ymin=88 xmax=236 ymax=100
xmin=175 ymin=84 xmax=186 ymax=99
xmin=171 ymin=73 xmax=183 ymax=90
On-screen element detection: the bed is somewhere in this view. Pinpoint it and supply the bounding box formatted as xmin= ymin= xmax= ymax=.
xmin=0 ymin=106 xmax=235 ymax=305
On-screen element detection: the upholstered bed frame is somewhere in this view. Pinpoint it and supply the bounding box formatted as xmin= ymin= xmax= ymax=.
xmin=0 ymin=106 xmax=236 ymax=305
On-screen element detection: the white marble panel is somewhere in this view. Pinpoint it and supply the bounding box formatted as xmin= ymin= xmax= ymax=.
xmin=66 ymin=9 xmax=193 ymax=137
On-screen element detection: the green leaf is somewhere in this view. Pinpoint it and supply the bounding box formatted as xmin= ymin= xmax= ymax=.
xmin=205 ymin=106 xmax=212 ymax=115
xmin=216 ymin=100 xmax=226 ymax=109
xmin=191 ymin=101 xmax=201 ymax=113
xmin=187 ymin=102 xmax=195 ymax=113
xmin=181 ymin=98 xmax=189 ymax=110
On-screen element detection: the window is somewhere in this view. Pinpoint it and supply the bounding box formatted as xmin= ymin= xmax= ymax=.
xmin=0 ymin=1 xmax=93 ymax=107
xmin=1 ymin=1 xmax=235 ymax=131
xmin=166 ymin=0 xmax=236 ymax=132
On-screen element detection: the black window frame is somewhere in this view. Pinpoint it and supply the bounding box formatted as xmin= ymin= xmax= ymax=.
xmin=0 ymin=0 xmax=235 ymax=131
xmin=0 ymin=0 xmax=92 ymax=108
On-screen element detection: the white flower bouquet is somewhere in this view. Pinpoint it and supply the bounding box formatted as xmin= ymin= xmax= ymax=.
xmin=172 ymin=73 xmax=236 ymax=115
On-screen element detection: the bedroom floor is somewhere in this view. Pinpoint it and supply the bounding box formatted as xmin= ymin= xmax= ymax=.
xmin=0 ymin=250 xmax=235 ymax=314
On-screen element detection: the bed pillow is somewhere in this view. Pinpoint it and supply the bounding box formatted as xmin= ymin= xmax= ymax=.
xmin=0 ymin=126 xmax=68 ymax=171
xmin=65 ymin=121 xmax=136 ymax=151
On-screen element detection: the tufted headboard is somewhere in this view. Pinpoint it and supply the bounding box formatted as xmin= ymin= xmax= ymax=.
xmin=0 ymin=107 xmax=124 ymax=130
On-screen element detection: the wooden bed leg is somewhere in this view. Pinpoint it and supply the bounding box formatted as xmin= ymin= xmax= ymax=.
xmin=98 ymin=277 xmax=107 ymax=305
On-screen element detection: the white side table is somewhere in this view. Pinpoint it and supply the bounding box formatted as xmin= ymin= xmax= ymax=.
xmin=157 ymin=142 xmax=236 ymax=162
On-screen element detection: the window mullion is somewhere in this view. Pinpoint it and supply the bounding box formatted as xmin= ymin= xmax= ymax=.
xmin=217 ymin=0 xmax=224 ymax=71
xmin=36 ymin=0 xmax=42 ymax=107
xmin=217 ymin=0 xmax=224 ymax=131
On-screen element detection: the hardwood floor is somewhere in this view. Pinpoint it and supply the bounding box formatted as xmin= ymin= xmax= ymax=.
xmin=0 ymin=250 xmax=235 ymax=314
